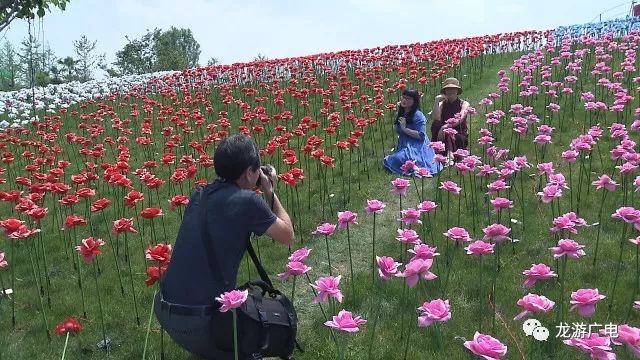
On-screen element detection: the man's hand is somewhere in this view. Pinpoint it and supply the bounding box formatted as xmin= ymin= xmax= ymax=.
xmin=435 ymin=94 xmax=445 ymax=102
xmin=259 ymin=166 xmax=277 ymax=196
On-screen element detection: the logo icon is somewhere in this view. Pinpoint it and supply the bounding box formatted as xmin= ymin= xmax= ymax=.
xmin=522 ymin=319 xmax=549 ymax=341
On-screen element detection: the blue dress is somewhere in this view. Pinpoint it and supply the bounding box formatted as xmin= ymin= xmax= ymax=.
xmin=383 ymin=110 xmax=441 ymax=176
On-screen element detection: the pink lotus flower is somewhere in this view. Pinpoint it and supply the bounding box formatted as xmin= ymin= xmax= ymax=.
xmin=417 ymin=299 xmax=451 ymax=327
xmin=463 ymin=332 xmax=508 ymax=360
xmin=490 ymin=197 xmax=513 ymax=211
xmin=400 ymin=160 xmax=417 ymax=173
xmin=417 ymin=200 xmax=437 ymax=213
xmin=430 ymin=141 xmax=445 ymax=153
xmin=439 ymin=181 xmax=461 ymax=195
xmin=312 ymin=223 xmax=337 ymax=236
xmin=537 ymin=162 xmax=555 ymax=175
xmin=415 ymin=167 xmax=432 ymax=178
xmin=522 ymin=263 xmax=557 ymax=288
xmin=610 ymin=324 xmax=640 ymax=357
xmin=570 ymin=288 xmax=606 ymax=318
xmin=215 ymin=289 xmax=248 ymax=312
xmin=337 ymin=211 xmax=358 ymax=229
xmin=482 ymin=224 xmax=511 ymax=243
xmin=277 ymin=261 xmax=311 ymax=280
xmin=288 ymin=247 xmax=311 ymax=263
xmin=396 ymin=229 xmax=420 ymax=245
xmin=465 ymin=240 xmax=495 ymax=255
xmin=408 ymin=244 xmax=440 ymax=261
xmin=376 ymin=256 xmax=402 ymax=281
xmin=365 ymin=199 xmax=385 ymax=214
xmin=486 ymin=180 xmax=509 ymax=194
xmin=550 ymin=239 xmax=586 ymax=259
xmin=514 ymin=293 xmax=555 ymax=320
xmin=391 ymin=178 xmax=410 ymax=196
xmin=311 ymin=275 xmax=343 ymax=303
xmin=551 ymin=212 xmax=586 ymax=234
xmin=562 ymin=150 xmax=579 ymax=163
xmin=592 ymin=174 xmax=618 ymax=191
xmin=324 ymin=310 xmax=367 ymax=333
xmin=444 ymin=227 xmax=471 ymax=242
xmin=538 ymin=184 xmax=563 ymax=203
xmin=399 ymin=208 xmax=422 ymax=225
xmin=612 ymin=207 xmax=640 ymax=229
xmin=563 ymin=333 xmax=616 ymax=360
xmin=401 ymin=258 xmax=437 ymax=288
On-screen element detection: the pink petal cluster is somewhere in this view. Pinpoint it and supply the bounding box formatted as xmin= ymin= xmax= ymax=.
xmin=550 ymin=239 xmax=586 ymax=259
xmin=311 ymin=275 xmax=343 ymax=303
xmin=337 ymin=210 xmax=358 ymax=229
xmin=365 ymin=199 xmax=385 ymax=214
xmin=401 ymin=259 xmax=437 ymax=288
xmin=376 ymin=256 xmax=402 ymax=281
xmin=391 ymin=178 xmax=410 ymax=196
xmin=444 ymin=227 xmax=472 ymax=242
xmin=396 ymin=229 xmax=420 ymax=245
xmin=399 ymin=208 xmax=422 ymax=225
xmin=324 ymin=310 xmax=367 ymax=333
xmin=570 ymin=288 xmax=606 ymax=318
xmin=408 ymin=244 xmax=440 ymax=261
xmin=514 ymin=293 xmax=555 ymax=320
xmin=215 ymin=289 xmax=249 ymax=313
xmin=463 ymin=332 xmax=508 ymax=360
xmin=465 ymin=240 xmax=495 ymax=255
xmin=522 ymin=263 xmax=557 ymax=288
xmin=563 ymin=333 xmax=616 ymax=360
xmin=312 ymin=223 xmax=337 ymax=236
xmin=439 ymin=180 xmax=461 ymax=194
xmin=417 ymin=299 xmax=451 ymax=327
xmin=482 ymin=224 xmax=511 ymax=243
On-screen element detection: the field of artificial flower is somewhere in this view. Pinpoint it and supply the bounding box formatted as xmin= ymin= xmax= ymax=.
xmin=1 ymin=17 xmax=640 ymax=360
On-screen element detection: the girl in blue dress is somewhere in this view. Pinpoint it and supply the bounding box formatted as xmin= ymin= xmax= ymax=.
xmin=383 ymin=89 xmax=441 ymax=176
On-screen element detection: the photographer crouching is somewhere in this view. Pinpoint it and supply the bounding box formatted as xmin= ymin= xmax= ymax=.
xmin=155 ymin=134 xmax=295 ymax=359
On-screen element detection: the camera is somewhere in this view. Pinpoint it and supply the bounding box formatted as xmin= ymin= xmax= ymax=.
xmin=256 ymin=164 xmax=275 ymax=187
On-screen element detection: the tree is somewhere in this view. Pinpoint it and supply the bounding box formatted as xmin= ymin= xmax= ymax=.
xmin=73 ymin=35 xmax=104 ymax=82
xmin=0 ymin=41 xmax=19 ymax=90
xmin=112 ymin=27 xmax=202 ymax=75
xmin=0 ymin=0 xmax=70 ymax=33
xmin=17 ymin=33 xmax=43 ymax=87
xmin=153 ymin=26 xmax=200 ymax=71
xmin=113 ymin=29 xmax=159 ymax=75
xmin=207 ymin=57 xmax=219 ymax=66
xmin=254 ymin=53 xmax=268 ymax=61
xmin=57 ymin=56 xmax=76 ymax=82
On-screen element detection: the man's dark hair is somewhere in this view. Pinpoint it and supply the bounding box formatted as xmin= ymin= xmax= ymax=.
xmin=213 ymin=134 xmax=261 ymax=181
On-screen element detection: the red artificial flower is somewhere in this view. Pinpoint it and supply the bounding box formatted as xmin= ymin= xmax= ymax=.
xmin=168 ymin=195 xmax=189 ymax=210
xmin=124 ymin=191 xmax=144 ymax=208
xmin=145 ymin=243 xmax=172 ymax=265
xmin=64 ymin=215 xmax=87 ymax=229
xmin=0 ymin=217 xmax=24 ymax=233
xmin=26 ymin=206 xmax=48 ymax=221
xmin=144 ymin=265 xmax=167 ymax=287
xmin=112 ymin=218 xmax=137 ymax=234
xmin=53 ymin=317 xmax=83 ymax=336
xmin=90 ymin=198 xmax=111 ymax=213
xmin=75 ymin=237 xmax=105 ymax=263
xmin=76 ymin=188 xmax=96 ymax=198
xmin=140 ymin=207 xmax=164 ymax=219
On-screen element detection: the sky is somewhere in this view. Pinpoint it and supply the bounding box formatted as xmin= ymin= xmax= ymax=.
xmin=0 ymin=0 xmax=635 ymax=73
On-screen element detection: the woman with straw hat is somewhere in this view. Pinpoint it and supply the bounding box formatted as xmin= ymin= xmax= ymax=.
xmin=431 ymin=77 xmax=470 ymax=163
xmin=383 ymin=88 xmax=441 ymax=176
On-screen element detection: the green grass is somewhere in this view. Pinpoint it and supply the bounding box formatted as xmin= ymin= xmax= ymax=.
xmin=1 ymin=43 xmax=639 ymax=360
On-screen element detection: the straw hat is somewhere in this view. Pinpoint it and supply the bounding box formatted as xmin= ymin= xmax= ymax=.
xmin=440 ymin=77 xmax=463 ymax=94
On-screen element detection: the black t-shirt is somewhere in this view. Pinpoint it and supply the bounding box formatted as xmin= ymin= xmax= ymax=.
xmin=161 ymin=179 xmax=277 ymax=306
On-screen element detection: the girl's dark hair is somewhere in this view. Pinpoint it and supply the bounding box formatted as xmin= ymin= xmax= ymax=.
xmin=213 ymin=134 xmax=261 ymax=181
xmin=396 ymin=89 xmax=421 ymax=124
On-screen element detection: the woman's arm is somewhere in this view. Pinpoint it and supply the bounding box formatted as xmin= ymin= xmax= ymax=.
xmin=400 ymin=112 xmax=426 ymax=140
xmin=400 ymin=126 xmax=422 ymax=140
